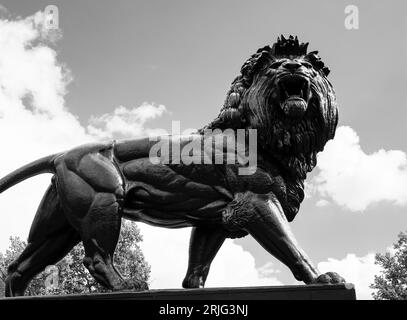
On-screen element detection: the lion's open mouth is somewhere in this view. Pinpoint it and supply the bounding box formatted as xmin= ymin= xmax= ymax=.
xmin=279 ymin=75 xmax=310 ymax=118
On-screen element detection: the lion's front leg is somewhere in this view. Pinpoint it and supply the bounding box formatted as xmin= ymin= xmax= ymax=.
xmin=182 ymin=226 xmax=228 ymax=288
xmin=222 ymin=191 xmax=345 ymax=284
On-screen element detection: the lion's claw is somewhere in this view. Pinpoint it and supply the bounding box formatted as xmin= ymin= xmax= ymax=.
xmin=315 ymin=272 xmax=346 ymax=284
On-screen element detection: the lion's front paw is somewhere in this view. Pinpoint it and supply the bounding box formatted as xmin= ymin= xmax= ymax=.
xmin=182 ymin=274 xmax=205 ymax=289
xmin=315 ymin=272 xmax=346 ymax=284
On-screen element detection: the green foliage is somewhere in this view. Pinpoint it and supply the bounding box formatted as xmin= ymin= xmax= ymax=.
xmin=0 ymin=220 xmax=150 ymax=296
xmin=370 ymin=232 xmax=407 ymax=300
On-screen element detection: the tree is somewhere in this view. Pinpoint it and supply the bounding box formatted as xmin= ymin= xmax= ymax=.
xmin=370 ymin=231 xmax=407 ymax=300
xmin=0 ymin=220 xmax=150 ymax=296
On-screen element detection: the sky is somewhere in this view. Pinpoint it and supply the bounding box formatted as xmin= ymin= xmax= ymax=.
xmin=0 ymin=0 xmax=406 ymax=299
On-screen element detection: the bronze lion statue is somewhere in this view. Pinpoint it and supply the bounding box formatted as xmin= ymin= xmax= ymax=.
xmin=0 ymin=35 xmax=343 ymax=296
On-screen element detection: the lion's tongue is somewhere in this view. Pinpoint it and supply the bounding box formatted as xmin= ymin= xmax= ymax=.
xmin=282 ymin=97 xmax=307 ymax=118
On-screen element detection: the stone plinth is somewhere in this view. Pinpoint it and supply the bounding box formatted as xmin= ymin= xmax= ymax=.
xmin=2 ymin=283 xmax=356 ymax=300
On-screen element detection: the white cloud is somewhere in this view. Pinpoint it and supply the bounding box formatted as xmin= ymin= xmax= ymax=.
xmin=312 ymin=126 xmax=407 ymax=211
xmin=0 ymin=12 xmax=91 ymax=253
xmin=0 ymin=10 xmax=282 ymax=291
xmin=87 ymin=103 xmax=168 ymax=140
xmin=315 ymin=199 xmax=330 ymax=207
xmin=318 ymin=253 xmax=381 ymax=300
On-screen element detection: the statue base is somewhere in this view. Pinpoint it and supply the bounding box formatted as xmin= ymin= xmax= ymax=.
xmin=3 ymin=283 xmax=356 ymax=300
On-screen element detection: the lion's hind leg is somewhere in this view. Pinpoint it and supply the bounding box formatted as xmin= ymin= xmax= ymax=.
xmin=54 ymin=151 xmax=148 ymax=292
xmin=5 ymin=183 xmax=80 ymax=297
xmin=74 ymin=191 xmax=146 ymax=291
xmin=79 ymin=192 xmax=128 ymax=290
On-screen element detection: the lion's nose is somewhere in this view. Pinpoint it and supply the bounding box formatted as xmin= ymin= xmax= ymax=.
xmin=282 ymin=61 xmax=302 ymax=73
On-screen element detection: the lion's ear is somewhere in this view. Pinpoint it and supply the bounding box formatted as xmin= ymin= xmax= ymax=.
xmin=256 ymin=45 xmax=271 ymax=53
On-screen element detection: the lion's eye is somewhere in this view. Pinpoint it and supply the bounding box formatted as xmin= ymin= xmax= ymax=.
xmin=270 ymin=61 xmax=284 ymax=69
xmin=302 ymin=62 xmax=313 ymax=69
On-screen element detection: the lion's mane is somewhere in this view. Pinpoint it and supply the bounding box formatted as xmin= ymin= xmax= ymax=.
xmin=201 ymin=35 xmax=339 ymax=221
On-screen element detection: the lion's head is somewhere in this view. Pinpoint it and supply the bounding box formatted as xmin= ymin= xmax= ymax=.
xmin=204 ymin=35 xmax=338 ymax=180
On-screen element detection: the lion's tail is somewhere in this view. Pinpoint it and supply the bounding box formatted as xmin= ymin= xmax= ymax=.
xmin=0 ymin=153 xmax=62 ymax=194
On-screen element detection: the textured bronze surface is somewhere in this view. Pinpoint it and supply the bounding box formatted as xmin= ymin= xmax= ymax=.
xmin=0 ymin=35 xmax=341 ymax=297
